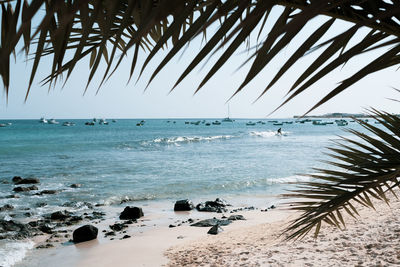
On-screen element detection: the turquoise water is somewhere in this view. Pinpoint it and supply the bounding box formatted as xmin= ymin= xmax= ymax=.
xmin=0 ymin=118 xmax=374 ymax=266
xmin=0 ymin=118 xmax=370 ymax=207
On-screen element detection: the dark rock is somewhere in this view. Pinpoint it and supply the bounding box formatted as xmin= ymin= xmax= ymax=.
xmin=68 ymin=216 xmax=83 ymax=224
xmin=174 ymin=199 xmax=194 ymax=211
xmin=13 ymin=185 xmax=38 ymax=192
xmin=12 ymin=176 xmax=22 ymax=183
xmin=0 ymin=220 xmax=34 ymax=239
xmin=70 ymin=184 xmax=82 ymax=188
xmin=228 ymin=215 xmax=245 ymax=221
xmin=169 ymin=224 xmax=176 ymax=228
xmin=207 ymin=225 xmax=223 ymax=235
xmin=196 ymin=198 xmax=229 ymax=213
xmin=270 ymin=205 xmax=276 ymax=209
xmin=50 ymin=210 xmax=72 ymax=220
xmin=4 ymin=194 xmax=19 ymax=199
xmin=0 ymin=204 xmax=14 ymax=212
xmin=119 ymin=206 xmax=144 ymax=220
xmin=24 ymin=212 xmax=33 ymax=217
xmin=36 ymin=190 xmax=58 ymax=195
xmin=190 ymin=219 xmax=232 ymax=227
xmin=122 ymin=235 xmax=131 ymax=239
xmin=1 ymin=179 xmax=10 ymax=184
xmin=15 ymin=178 xmax=40 ymax=185
xmin=38 ymin=224 xmax=54 ymax=234
xmin=36 ymin=243 xmax=54 ymax=249
xmin=125 ymin=220 xmax=136 ymax=224
xmin=105 ymin=231 xmax=116 ymax=237
xmin=72 ymin=225 xmax=98 ymax=243
xmin=109 ymin=223 xmax=127 ymax=232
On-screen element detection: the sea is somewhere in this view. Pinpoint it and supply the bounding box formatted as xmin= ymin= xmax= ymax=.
xmin=0 ymin=118 xmax=373 ymax=266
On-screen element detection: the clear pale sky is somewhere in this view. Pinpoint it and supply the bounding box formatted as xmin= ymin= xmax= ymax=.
xmin=1 ymin=7 xmax=399 ymax=119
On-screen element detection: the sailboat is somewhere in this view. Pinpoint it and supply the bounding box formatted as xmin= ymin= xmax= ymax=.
xmin=222 ymin=104 xmax=234 ymax=122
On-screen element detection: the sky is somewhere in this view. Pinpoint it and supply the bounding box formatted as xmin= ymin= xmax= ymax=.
xmin=0 ymin=6 xmax=399 ymax=119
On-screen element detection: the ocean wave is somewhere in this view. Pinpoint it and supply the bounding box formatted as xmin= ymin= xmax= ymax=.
xmin=103 ymin=194 xmax=157 ymax=206
xmin=266 ymin=175 xmax=311 ymax=184
xmin=249 ymin=131 xmax=289 ymax=137
xmin=148 ymin=135 xmax=234 ymax=145
xmin=0 ymin=240 xmax=34 ymax=267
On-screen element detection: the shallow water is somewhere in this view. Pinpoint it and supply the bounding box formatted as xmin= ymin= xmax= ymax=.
xmin=0 ymin=118 xmax=374 ymax=265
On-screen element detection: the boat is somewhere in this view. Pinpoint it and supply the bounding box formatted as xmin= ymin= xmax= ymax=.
xmin=205 ymin=123 xmax=211 ymax=126
xmin=268 ymin=120 xmax=278 ymax=123
xmin=85 ymin=121 xmax=95 ymax=126
xmin=0 ymin=123 xmax=6 ymax=127
xmin=48 ymin=119 xmax=59 ymax=124
xmin=185 ymin=121 xmax=190 ymax=124
xmin=312 ymin=121 xmax=328 ymax=125
xmin=62 ymin=122 xmax=75 ymax=126
xmin=7 ymin=123 xmax=12 ymax=126
xmin=212 ymin=121 xmax=221 ymax=125
xmin=99 ymin=119 xmax=109 ymax=125
xmin=222 ymin=104 xmax=234 ymax=122
xmin=273 ymin=123 xmax=283 ymax=126
xmin=335 ymin=119 xmax=348 ymax=126
xmin=246 ymin=121 xmax=256 ymax=126
xmin=283 ymin=121 xmax=293 ymax=124
xmin=39 ymin=117 xmax=48 ymax=123
xmin=112 ymin=119 xmax=117 ymax=123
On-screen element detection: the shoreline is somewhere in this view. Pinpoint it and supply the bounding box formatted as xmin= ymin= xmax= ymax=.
xmin=13 ymin=196 xmax=280 ymax=267
xmin=10 ymin=193 xmax=400 ymax=266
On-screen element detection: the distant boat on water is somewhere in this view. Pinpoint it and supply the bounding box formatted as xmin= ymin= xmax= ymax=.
xmin=0 ymin=123 xmax=7 ymax=127
xmin=99 ymin=119 xmax=109 ymax=125
xmin=212 ymin=121 xmax=221 ymax=125
xmin=62 ymin=122 xmax=75 ymax=126
xmin=312 ymin=121 xmax=328 ymax=126
xmin=39 ymin=117 xmax=48 ymax=123
xmin=222 ymin=104 xmax=234 ymax=122
xmin=246 ymin=121 xmax=256 ymax=126
xmin=335 ymin=119 xmax=348 ymax=126
xmin=48 ymin=119 xmax=59 ymax=124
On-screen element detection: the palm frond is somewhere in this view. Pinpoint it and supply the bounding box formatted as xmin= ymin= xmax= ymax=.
xmin=0 ymin=0 xmax=399 ymax=111
xmin=283 ymin=110 xmax=400 ymax=240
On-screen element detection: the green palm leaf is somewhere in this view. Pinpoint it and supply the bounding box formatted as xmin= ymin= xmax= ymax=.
xmin=283 ymin=109 xmax=400 ymax=240
xmin=0 ymin=0 xmax=399 ymax=110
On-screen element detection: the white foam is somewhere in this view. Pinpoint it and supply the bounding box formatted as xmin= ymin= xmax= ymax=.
xmin=0 ymin=240 xmax=34 ymax=267
xmin=250 ymin=131 xmax=289 ymax=137
xmin=269 ymin=175 xmax=311 ymax=184
xmin=151 ymin=135 xmax=234 ymax=144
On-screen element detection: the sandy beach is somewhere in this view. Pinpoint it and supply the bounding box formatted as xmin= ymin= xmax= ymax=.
xmin=166 ymin=196 xmax=400 ymax=266
xmin=29 ymin=194 xmax=398 ymax=267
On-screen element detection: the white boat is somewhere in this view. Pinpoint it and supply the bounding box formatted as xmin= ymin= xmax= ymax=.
xmin=62 ymin=122 xmax=75 ymax=126
xmin=0 ymin=123 xmax=6 ymax=127
xmin=48 ymin=119 xmax=59 ymax=124
xmin=39 ymin=117 xmax=48 ymax=123
xmin=222 ymin=104 xmax=234 ymax=122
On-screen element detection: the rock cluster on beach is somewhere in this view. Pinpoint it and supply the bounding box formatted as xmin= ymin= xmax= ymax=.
xmin=1 ymin=175 xmax=278 ymax=250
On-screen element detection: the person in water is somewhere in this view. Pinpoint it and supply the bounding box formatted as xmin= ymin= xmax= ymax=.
xmin=277 ymin=128 xmax=282 ymax=135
